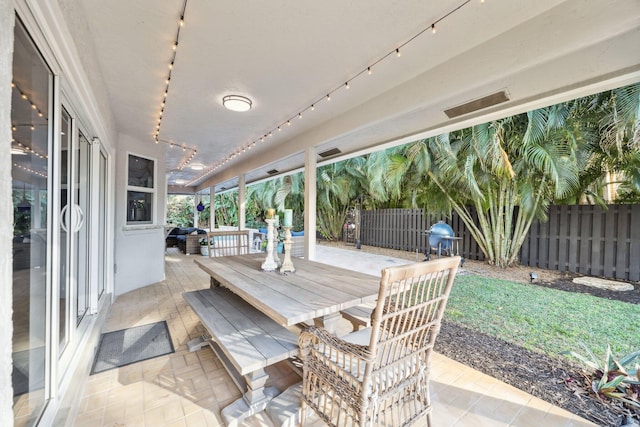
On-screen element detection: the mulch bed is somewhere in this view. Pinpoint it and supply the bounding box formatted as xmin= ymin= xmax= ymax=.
xmin=435 ymin=276 xmax=639 ymax=427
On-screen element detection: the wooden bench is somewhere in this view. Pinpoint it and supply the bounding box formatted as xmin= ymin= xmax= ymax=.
xmin=206 ymin=230 xmax=251 ymax=257
xmin=340 ymin=303 xmax=375 ymax=331
xmin=183 ymin=287 xmax=299 ymax=426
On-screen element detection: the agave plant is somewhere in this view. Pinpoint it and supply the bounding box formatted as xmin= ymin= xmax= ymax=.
xmin=564 ymin=344 xmax=640 ymax=413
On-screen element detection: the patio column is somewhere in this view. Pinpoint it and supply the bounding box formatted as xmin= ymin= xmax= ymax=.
xmin=209 ymin=185 xmax=216 ymax=230
xmin=238 ymin=173 xmax=246 ymax=230
xmin=304 ymin=146 xmax=317 ymax=260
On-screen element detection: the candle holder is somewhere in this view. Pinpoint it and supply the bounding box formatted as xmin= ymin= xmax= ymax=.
xmin=261 ymin=218 xmax=279 ymax=271
xmin=279 ymin=226 xmax=296 ymax=274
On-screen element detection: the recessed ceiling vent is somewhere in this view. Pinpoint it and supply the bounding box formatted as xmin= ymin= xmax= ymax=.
xmin=266 ymin=169 xmax=279 ymax=175
xmin=318 ymin=148 xmax=342 ymax=158
xmin=444 ymin=90 xmax=510 ymax=119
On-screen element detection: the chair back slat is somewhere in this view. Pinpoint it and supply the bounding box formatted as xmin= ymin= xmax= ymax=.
xmin=206 ymin=230 xmax=251 ymax=257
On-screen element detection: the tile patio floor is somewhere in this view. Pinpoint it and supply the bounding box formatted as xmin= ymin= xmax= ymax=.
xmin=71 ymin=246 xmax=596 ymax=427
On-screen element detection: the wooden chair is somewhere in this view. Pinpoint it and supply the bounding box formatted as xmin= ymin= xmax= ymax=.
xmin=206 ymin=230 xmax=250 ymax=257
xmin=298 ymin=256 xmax=461 ymax=427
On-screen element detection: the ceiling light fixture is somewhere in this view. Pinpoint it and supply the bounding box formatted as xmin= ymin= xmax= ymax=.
xmin=223 ymin=95 xmax=252 ymax=112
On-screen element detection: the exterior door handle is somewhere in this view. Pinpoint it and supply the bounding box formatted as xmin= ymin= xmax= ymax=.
xmin=73 ymin=204 xmax=84 ymax=232
xmin=60 ymin=204 xmax=70 ymax=232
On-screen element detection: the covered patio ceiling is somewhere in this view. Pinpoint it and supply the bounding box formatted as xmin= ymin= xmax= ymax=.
xmin=81 ymin=0 xmax=640 ymax=194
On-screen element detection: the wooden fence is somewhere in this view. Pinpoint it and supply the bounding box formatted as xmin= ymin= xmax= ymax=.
xmin=359 ymin=205 xmax=640 ymax=282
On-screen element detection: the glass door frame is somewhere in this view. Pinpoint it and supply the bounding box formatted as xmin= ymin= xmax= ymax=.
xmin=55 ymin=94 xmax=97 ymax=376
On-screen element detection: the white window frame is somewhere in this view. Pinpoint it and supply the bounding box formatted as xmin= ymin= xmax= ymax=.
xmin=126 ymin=152 xmax=156 ymax=226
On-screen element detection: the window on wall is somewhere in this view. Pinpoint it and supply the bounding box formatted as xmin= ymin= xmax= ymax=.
xmin=127 ymin=154 xmax=155 ymax=224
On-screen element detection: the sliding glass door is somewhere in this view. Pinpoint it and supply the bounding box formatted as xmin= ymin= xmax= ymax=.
xmin=12 ymin=16 xmax=109 ymax=426
xmin=11 ymin=19 xmax=52 ymax=426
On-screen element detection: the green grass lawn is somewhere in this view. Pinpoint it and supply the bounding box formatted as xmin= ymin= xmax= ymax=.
xmin=444 ymin=274 xmax=640 ymax=361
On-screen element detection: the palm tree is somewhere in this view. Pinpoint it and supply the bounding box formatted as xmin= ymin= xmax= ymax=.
xmin=379 ymin=106 xmax=587 ymax=267
xmin=376 ymin=84 xmax=640 ymax=266
xmin=316 ymin=157 xmax=367 ymax=240
xmin=570 ymin=83 xmax=640 ymax=204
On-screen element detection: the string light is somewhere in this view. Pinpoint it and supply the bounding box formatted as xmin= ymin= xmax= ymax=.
xmin=153 ymin=0 xmax=188 ymax=145
xmin=177 ymin=148 xmax=198 ymax=170
xmin=12 ymin=81 xmax=47 ymax=119
xmin=14 ymin=162 xmax=47 ymax=178
xmin=189 ymin=0 xmax=480 ymax=186
xmin=13 ymin=140 xmax=48 ymax=159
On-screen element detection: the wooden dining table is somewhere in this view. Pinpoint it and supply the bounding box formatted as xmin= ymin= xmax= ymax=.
xmin=193 ymin=253 xmax=382 ymax=333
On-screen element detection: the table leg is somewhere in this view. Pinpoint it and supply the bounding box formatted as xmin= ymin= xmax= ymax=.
xmin=314 ymin=312 xmax=344 ymax=335
xmin=221 ymin=368 xmax=280 ymax=427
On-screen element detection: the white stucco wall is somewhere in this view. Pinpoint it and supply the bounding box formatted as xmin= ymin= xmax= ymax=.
xmin=114 ymin=133 xmax=167 ymax=296
xmin=0 ymin=3 xmax=15 ymax=425
xmin=56 ymin=0 xmax=116 ymax=148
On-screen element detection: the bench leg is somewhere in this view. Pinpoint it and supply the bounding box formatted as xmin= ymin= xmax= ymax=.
xmin=221 ymin=368 xmax=279 ymax=427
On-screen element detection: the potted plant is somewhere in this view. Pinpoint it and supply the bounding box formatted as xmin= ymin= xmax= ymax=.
xmin=200 ymin=237 xmax=209 ymax=256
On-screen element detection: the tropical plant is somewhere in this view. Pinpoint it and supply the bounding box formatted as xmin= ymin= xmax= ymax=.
xmin=316 ymin=158 xmax=367 ymax=240
xmin=564 ymin=344 xmax=640 ymax=414
xmin=373 ymin=84 xmax=640 ymax=266
xmin=376 ymin=109 xmax=584 ymax=267
xmin=166 ymin=195 xmax=194 ymax=227
xmin=214 ymin=191 xmax=238 ymax=226
xmin=562 ymin=83 xmax=640 ymax=205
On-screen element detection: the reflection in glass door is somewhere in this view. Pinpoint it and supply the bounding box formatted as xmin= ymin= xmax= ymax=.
xmin=11 ymin=18 xmax=51 ymax=426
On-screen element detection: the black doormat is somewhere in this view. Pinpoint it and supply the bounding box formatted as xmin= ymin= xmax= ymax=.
xmin=91 ymin=321 xmax=174 ymax=375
